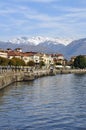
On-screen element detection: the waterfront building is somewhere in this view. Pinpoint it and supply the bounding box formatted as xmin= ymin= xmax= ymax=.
xmin=7 ymin=51 xmax=22 ymax=59
xmin=0 ymin=50 xmax=8 ymax=58
xmin=22 ymin=52 xmax=34 ymax=64
xmin=42 ymin=54 xmax=54 ymax=68
xmin=51 ymin=54 xmax=65 ymax=65
xmin=14 ymin=48 xmax=23 ymax=52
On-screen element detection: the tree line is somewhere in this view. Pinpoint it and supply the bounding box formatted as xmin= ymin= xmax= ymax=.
xmin=0 ymin=55 xmax=86 ymax=69
xmin=73 ymin=55 xmax=86 ymax=69
xmin=0 ymin=57 xmax=45 ymax=67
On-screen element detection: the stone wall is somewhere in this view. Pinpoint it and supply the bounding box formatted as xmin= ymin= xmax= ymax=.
xmin=0 ymin=70 xmax=50 ymax=90
xmin=0 ymin=72 xmax=24 ymax=90
xmin=0 ymin=68 xmax=86 ymax=90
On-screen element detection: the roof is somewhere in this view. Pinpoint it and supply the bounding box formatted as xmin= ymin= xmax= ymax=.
xmin=51 ymin=54 xmax=64 ymax=57
xmin=8 ymin=51 xmax=22 ymax=56
xmin=22 ymin=52 xmax=34 ymax=57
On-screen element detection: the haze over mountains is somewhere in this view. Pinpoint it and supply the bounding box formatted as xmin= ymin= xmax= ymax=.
xmin=0 ymin=36 xmax=86 ymax=59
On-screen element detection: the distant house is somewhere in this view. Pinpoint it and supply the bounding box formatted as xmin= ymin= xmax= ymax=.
xmin=14 ymin=48 xmax=22 ymax=52
xmin=42 ymin=54 xmax=54 ymax=67
xmin=7 ymin=51 xmax=22 ymax=59
xmin=33 ymin=53 xmax=42 ymax=64
xmin=0 ymin=50 xmax=8 ymax=58
xmin=22 ymin=52 xmax=34 ymax=64
xmin=52 ymin=54 xmax=65 ymax=65
xmin=70 ymin=56 xmax=76 ymax=63
xmin=57 ymin=54 xmax=65 ymax=65
xmin=57 ymin=54 xmax=64 ymax=60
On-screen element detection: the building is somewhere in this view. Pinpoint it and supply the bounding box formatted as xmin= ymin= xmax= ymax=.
xmin=14 ymin=48 xmax=22 ymax=52
xmin=42 ymin=54 xmax=54 ymax=67
xmin=22 ymin=52 xmax=34 ymax=64
xmin=7 ymin=51 xmax=22 ymax=59
xmin=0 ymin=50 xmax=8 ymax=58
xmin=52 ymin=54 xmax=65 ymax=65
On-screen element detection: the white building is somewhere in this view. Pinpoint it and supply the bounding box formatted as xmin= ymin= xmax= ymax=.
xmin=0 ymin=51 xmax=8 ymax=58
xmin=22 ymin=53 xmax=34 ymax=64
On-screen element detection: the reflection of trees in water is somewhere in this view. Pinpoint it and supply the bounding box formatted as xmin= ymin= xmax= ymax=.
xmin=0 ymin=86 xmax=11 ymax=105
xmin=0 ymin=85 xmax=11 ymax=97
xmin=0 ymin=81 xmax=34 ymax=97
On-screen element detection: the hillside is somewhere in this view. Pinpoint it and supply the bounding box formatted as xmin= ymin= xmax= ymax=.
xmin=0 ymin=37 xmax=86 ymax=58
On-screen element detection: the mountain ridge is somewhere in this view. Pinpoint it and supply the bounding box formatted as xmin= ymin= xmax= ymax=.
xmin=0 ymin=36 xmax=86 ymax=59
xmin=8 ymin=36 xmax=73 ymax=45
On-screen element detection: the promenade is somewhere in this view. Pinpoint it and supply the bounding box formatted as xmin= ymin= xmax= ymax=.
xmin=0 ymin=66 xmax=86 ymax=90
xmin=0 ymin=66 xmax=50 ymax=90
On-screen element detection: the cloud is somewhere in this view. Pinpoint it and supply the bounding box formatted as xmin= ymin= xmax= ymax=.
xmin=0 ymin=0 xmax=86 ymax=39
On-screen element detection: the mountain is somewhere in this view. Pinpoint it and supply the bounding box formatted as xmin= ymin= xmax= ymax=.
xmin=0 ymin=36 xmax=69 ymax=54
xmin=66 ymin=38 xmax=86 ymax=58
xmin=8 ymin=36 xmax=72 ymax=45
xmin=0 ymin=36 xmax=86 ymax=58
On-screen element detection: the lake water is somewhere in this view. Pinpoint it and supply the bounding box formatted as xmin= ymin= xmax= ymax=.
xmin=0 ymin=74 xmax=86 ymax=130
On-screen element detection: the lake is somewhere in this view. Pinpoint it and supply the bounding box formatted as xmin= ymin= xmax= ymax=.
xmin=0 ymin=74 xmax=86 ymax=130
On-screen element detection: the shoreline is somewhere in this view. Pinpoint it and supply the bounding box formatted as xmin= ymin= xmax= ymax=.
xmin=0 ymin=69 xmax=86 ymax=90
xmin=55 ymin=69 xmax=86 ymax=74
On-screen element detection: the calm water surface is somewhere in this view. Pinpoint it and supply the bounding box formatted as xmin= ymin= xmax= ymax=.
xmin=0 ymin=74 xmax=86 ymax=130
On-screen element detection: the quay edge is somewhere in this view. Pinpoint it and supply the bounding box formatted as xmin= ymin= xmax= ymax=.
xmin=0 ymin=69 xmax=51 ymax=90
xmin=0 ymin=69 xmax=86 ymax=90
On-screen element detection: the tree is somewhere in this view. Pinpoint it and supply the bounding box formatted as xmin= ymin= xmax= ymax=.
xmin=55 ymin=62 xmax=62 ymax=65
xmin=0 ymin=57 xmax=9 ymax=66
xmin=73 ymin=55 xmax=86 ymax=69
xmin=27 ymin=60 xmax=35 ymax=66
xmin=8 ymin=58 xmax=16 ymax=66
xmin=8 ymin=58 xmax=25 ymax=66
xmin=39 ymin=61 xmax=45 ymax=68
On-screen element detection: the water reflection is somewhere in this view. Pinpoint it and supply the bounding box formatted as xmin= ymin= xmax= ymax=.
xmin=0 ymin=74 xmax=86 ymax=130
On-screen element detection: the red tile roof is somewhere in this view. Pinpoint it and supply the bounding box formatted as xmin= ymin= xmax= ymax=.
xmin=8 ymin=51 xmax=22 ymax=56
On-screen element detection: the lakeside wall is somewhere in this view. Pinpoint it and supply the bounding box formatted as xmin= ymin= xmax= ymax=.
xmin=0 ymin=72 xmax=23 ymax=90
xmin=0 ymin=68 xmax=86 ymax=90
xmin=0 ymin=69 xmax=50 ymax=90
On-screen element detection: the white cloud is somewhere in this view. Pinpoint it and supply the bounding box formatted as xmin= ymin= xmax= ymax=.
xmin=0 ymin=0 xmax=86 ymax=39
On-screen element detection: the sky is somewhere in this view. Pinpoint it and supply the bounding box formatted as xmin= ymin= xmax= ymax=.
xmin=0 ymin=0 xmax=86 ymax=41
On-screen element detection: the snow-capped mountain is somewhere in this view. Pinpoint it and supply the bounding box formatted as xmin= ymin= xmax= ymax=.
xmin=8 ymin=36 xmax=73 ymax=45
xmin=0 ymin=36 xmax=86 ymax=58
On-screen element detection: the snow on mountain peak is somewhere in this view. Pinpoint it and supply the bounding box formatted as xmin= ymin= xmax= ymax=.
xmin=8 ymin=36 xmax=73 ymax=45
xmin=8 ymin=37 xmax=28 ymax=44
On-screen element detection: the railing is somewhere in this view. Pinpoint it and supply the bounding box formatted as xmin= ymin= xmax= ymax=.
xmin=0 ymin=66 xmax=50 ymax=75
xmin=0 ymin=66 xmax=32 ymax=74
xmin=1 ymin=66 xmax=86 ymax=75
